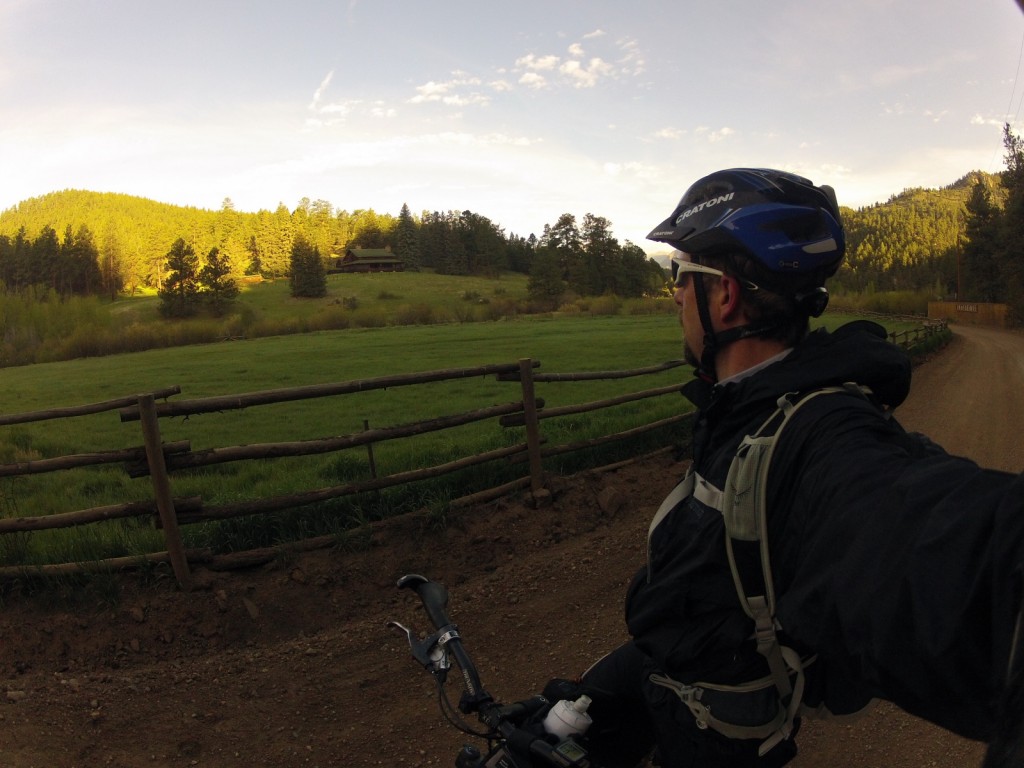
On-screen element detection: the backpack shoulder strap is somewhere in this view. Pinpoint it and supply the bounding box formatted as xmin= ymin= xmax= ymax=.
xmin=722 ymin=382 xmax=873 ymax=608
xmin=722 ymin=382 xmax=872 ymax=753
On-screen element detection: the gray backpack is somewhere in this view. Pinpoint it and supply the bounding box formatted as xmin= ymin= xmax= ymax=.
xmin=647 ymin=384 xmax=876 ymax=756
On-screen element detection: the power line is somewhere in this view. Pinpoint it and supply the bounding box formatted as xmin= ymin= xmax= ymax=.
xmin=1007 ymin=29 xmax=1024 ymax=121
xmin=994 ymin=29 xmax=1024 ymax=173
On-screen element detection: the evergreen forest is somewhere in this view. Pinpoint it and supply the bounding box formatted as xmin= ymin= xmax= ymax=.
xmin=2 ymin=126 xmax=1024 ymax=321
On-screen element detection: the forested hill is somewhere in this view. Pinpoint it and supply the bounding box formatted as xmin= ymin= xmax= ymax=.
xmin=0 ymin=170 xmax=1006 ymax=300
xmin=0 ymin=191 xmax=405 ymax=294
xmin=837 ymin=170 xmax=1003 ymax=295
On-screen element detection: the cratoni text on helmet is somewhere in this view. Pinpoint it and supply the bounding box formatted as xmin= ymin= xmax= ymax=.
xmin=674 ymin=193 xmax=736 ymax=225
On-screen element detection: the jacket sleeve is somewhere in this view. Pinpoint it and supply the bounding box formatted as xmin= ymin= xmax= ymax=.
xmin=767 ymin=395 xmax=1024 ymax=740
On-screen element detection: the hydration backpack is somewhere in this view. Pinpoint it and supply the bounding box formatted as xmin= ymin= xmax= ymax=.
xmin=647 ymin=384 xmax=876 ymax=755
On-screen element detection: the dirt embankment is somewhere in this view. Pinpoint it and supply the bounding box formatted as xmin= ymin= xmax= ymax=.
xmin=0 ymin=323 xmax=1020 ymax=768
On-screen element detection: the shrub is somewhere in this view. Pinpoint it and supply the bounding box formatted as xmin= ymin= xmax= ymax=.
xmin=625 ymin=297 xmax=677 ymax=315
xmin=224 ymin=304 xmax=258 ymax=338
xmin=394 ymin=303 xmax=437 ymax=325
xmin=308 ymin=305 xmax=351 ymax=332
xmin=479 ymin=297 xmax=519 ymax=321
xmin=350 ymin=307 xmax=388 ymax=328
xmin=589 ymin=295 xmax=622 ymax=316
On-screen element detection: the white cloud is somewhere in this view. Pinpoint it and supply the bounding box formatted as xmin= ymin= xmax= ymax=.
xmin=369 ymin=103 xmax=397 ymax=119
xmin=603 ymin=160 xmax=659 ymax=180
xmin=616 ymin=39 xmax=645 ymax=77
xmin=559 ymin=57 xmax=613 ymax=88
xmin=972 ymin=114 xmax=1005 ymax=128
xmin=519 ymin=72 xmax=547 ymax=89
xmin=409 ymin=80 xmax=453 ymax=103
xmin=583 ymin=29 xmax=606 ymax=39
xmin=442 ymin=92 xmax=491 ymax=107
xmin=517 ymin=53 xmax=560 ymax=71
xmin=695 ymin=126 xmax=736 ymax=143
xmin=408 ymin=75 xmax=487 ymax=106
xmin=511 ymin=36 xmax=640 ymax=91
xmin=881 ymin=101 xmax=910 ymax=116
xmin=309 ymin=71 xmax=334 ymax=110
xmin=320 ymin=100 xmax=357 ymax=115
xmin=654 ymin=127 xmax=685 ymax=140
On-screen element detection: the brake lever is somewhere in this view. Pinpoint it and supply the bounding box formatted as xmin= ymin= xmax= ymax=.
xmin=387 ymin=620 xmax=452 ymax=682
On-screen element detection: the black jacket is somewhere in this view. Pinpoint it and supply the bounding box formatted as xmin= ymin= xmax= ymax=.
xmin=625 ymin=321 xmax=1024 ymax=740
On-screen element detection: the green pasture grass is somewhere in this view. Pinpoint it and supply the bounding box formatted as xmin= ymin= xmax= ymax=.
xmin=0 ymin=312 xmax=686 ymax=564
xmin=1 ymin=271 xmax=533 ymax=367
xmin=0 ymin=309 xmax=931 ymax=566
xmin=108 ymin=271 xmax=531 ymax=328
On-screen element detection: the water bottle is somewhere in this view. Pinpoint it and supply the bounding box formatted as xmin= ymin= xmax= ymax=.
xmin=542 ymin=694 xmax=593 ymax=739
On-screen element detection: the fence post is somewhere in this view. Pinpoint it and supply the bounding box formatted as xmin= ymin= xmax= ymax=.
xmin=518 ymin=358 xmax=550 ymax=507
xmin=138 ymin=394 xmax=192 ymax=591
xmin=363 ymin=419 xmax=378 ymax=479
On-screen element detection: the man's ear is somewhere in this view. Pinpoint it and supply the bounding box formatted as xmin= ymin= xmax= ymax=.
xmin=717 ymin=275 xmax=746 ymax=323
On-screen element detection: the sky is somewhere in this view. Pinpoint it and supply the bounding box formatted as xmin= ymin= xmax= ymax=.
xmin=2 ymin=0 xmax=1023 ymax=255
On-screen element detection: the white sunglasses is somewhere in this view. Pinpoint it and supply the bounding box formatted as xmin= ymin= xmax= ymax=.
xmin=670 ymin=254 xmax=759 ymax=291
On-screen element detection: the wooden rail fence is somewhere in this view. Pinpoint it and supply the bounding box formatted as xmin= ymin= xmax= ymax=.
xmin=0 ymin=359 xmax=689 ymax=588
xmin=0 ymin=321 xmax=946 ymax=589
xmin=888 ymin=319 xmax=949 ymax=350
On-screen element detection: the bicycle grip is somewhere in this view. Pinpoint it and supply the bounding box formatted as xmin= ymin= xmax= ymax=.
xmin=397 ymin=574 xmax=452 ymax=631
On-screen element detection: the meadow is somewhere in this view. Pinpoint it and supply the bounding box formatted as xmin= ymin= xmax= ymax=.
xmin=2 ymin=271 xmax=543 ymax=366
xmin=0 ymin=272 xmax=932 ymax=569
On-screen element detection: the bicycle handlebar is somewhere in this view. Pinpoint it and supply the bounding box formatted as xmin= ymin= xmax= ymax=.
xmin=397 ymin=573 xmax=451 ymax=629
xmin=393 ymin=574 xmax=596 ymax=767
xmin=397 ymin=573 xmax=490 ymax=711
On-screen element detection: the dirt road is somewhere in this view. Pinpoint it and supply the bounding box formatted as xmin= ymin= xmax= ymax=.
xmin=895 ymin=324 xmax=1024 ymax=473
xmin=0 ymin=322 xmax=1021 ymax=768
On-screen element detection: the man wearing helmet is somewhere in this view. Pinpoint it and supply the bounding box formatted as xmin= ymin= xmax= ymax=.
xmin=550 ymin=169 xmax=1024 ymax=767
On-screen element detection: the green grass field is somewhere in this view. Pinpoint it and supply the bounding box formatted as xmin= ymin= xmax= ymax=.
xmin=0 ymin=311 xmax=687 ymax=565
xmin=111 ymin=270 xmax=534 ymax=327
xmin=0 ymin=282 xmax=932 ymax=568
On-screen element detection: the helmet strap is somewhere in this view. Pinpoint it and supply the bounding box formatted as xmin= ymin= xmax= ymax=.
xmin=691 ymin=274 xmax=781 ymax=384
xmin=691 ymin=272 xmax=720 ymax=383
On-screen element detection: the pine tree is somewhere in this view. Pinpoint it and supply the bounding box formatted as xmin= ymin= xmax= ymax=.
xmin=540 ymin=214 xmax=583 ymax=289
xmin=199 ymin=246 xmax=239 ymax=316
xmin=101 ymin=225 xmax=125 ymax=300
xmin=527 ymin=249 xmax=565 ymax=309
xmin=33 ymin=224 xmax=61 ymax=290
xmin=999 ymin=123 xmax=1024 ymax=320
xmin=158 ymin=238 xmax=200 ymax=317
xmin=289 ymin=235 xmax=327 ymax=298
xmin=395 ymin=203 xmax=421 ymax=271
xmin=962 ymin=180 xmax=1003 ymax=301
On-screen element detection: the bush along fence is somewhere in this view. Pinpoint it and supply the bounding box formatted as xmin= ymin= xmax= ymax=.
xmin=0 ymin=359 xmax=691 ymax=590
xmin=0 ymin=320 xmax=949 ymax=590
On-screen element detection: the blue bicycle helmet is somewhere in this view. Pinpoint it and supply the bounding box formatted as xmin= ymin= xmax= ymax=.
xmin=649 ymin=169 xmax=845 ymax=383
xmin=647 ymin=167 xmax=845 ymax=297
